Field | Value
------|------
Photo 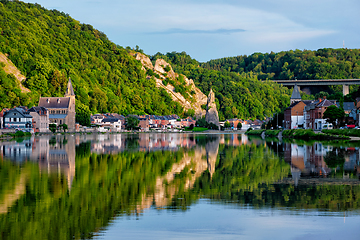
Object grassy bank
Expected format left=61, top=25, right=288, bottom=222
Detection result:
left=246, top=129, right=281, bottom=137
left=245, top=129, right=264, bottom=135
left=246, top=129, right=350, bottom=141
left=322, top=129, right=360, bottom=137
left=282, top=129, right=349, bottom=140
left=184, top=127, right=208, bottom=132
left=0, top=130, right=32, bottom=139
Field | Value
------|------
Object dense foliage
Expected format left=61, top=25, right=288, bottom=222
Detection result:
left=201, top=48, right=360, bottom=102
left=152, top=52, right=291, bottom=120
left=201, top=48, right=360, bottom=81
left=0, top=0, right=182, bottom=115
left=0, top=63, right=36, bottom=109
left=323, top=105, right=345, bottom=128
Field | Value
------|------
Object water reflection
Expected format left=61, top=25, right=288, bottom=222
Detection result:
left=279, top=142, right=360, bottom=185
left=0, top=136, right=76, bottom=189
left=0, top=133, right=359, bottom=239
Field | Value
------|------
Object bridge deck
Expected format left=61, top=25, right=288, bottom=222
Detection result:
left=273, top=79, right=360, bottom=86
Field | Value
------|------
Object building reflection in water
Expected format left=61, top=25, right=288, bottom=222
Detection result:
left=0, top=136, right=75, bottom=189
left=282, top=142, right=360, bottom=185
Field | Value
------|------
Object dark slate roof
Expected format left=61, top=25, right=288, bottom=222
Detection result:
left=29, top=106, right=47, bottom=114
left=316, top=99, right=335, bottom=107
left=286, top=101, right=303, bottom=110
left=302, top=100, right=314, bottom=106
left=4, top=107, right=32, bottom=118
left=291, top=83, right=301, bottom=100
left=336, top=102, right=355, bottom=111
left=102, top=118, right=120, bottom=123
left=38, top=97, right=70, bottom=108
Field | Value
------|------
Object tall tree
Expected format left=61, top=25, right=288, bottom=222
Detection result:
left=323, top=105, right=344, bottom=128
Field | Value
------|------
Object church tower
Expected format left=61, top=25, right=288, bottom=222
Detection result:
left=290, top=83, right=302, bottom=104
left=64, top=78, right=76, bottom=131
left=65, top=78, right=75, bottom=98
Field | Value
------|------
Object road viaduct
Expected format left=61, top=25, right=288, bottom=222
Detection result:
left=273, top=79, right=360, bottom=95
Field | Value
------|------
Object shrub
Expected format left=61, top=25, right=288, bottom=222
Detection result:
left=15, top=131, right=25, bottom=137
left=245, top=129, right=264, bottom=135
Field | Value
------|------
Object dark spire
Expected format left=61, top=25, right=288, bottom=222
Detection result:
left=291, top=83, right=301, bottom=100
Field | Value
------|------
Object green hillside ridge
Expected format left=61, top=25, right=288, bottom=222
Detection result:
left=201, top=49, right=360, bottom=80
left=201, top=49, right=360, bottom=100
left=152, top=52, right=292, bottom=120
left=0, top=0, right=294, bottom=121
left=0, top=0, right=186, bottom=116
left=5, top=1, right=351, bottom=121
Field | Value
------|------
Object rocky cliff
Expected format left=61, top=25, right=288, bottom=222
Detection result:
left=205, top=89, right=220, bottom=127
left=133, top=52, right=215, bottom=118
left=0, top=52, right=30, bottom=93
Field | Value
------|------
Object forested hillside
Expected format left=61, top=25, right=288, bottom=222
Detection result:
left=0, top=0, right=183, bottom=116
left=152, top=52, right=291, bottom=120
left=201, top=49, right=360, bottom=81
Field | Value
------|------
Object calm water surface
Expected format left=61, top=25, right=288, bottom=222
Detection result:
left=0, top=133, right=359, bottom=239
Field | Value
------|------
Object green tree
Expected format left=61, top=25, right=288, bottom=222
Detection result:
left=76, top=103, right=91, bottom=126
left=49, top=123, right=57, bottom=133
left=323, top=105, right=345, bottom=128
left=59, top=124, right=68, bottom=132
left=125, top=115, right=139, bottom=130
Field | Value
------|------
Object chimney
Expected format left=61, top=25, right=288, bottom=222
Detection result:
left=318, top=98, right=322, bottom=103
left=323, top=96, right=327, bottom=99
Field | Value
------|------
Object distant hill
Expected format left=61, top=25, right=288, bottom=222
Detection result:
left=0, top=1, right=299, bottom=120
left=152, top=52, right=292, bottom=120
left=0, top=0, right=196, bottom=116
left=201, top=49, right=360, bottom=81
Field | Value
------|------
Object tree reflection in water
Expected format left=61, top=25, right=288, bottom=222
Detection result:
left=0, top=134, right=360, bottom=239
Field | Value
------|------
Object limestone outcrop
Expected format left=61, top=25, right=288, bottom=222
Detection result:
left=0, top=52, right=30, bottom=93
left=131, top=52, right=210, bottom=118
left=205, top=89, right=220, bottom=127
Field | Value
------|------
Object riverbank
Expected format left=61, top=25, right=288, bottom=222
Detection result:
left=246, top=129, right=351, bottom=141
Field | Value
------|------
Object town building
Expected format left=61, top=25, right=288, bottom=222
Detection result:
left=3, top=107, right=33, bottom=130
left=29, top=106, right=49, bottom=133
left=304, top=98, right=335, bottom=130
left=38, top=78, right=76, bottom=132
left=0, top=108, right=9, bottom=129
left=138, top=117, right=149, bottom=131
left=101, top=118, right=122, bottom=132
left=284, top=101, right=306, bottom=129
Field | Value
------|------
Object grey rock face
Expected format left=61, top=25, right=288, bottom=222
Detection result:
left=205, top=89, right=220, bottom=127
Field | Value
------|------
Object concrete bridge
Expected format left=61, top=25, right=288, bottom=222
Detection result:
left=273, top=79, right=360, bottom=95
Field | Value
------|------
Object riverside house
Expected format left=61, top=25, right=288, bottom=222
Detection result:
left=3, top=107, right=33, bottom=131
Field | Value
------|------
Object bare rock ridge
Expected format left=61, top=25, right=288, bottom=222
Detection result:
left=133, top=52, right=217, bottom=119
left=0, top=52, right=30, bottom=93
left=205, top=89, right=220, bottom=127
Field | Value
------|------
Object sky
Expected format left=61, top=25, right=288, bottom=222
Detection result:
left=27, top=0, right=360, bottom=62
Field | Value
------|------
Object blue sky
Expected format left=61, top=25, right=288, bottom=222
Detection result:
left=28, top=0, right=360, bottom=62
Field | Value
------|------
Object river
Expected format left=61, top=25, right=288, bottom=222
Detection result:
left=0, top=133, right=359, bottom=239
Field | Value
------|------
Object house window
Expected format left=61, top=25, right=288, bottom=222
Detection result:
left=13, top=118, right=17, bottom=122
left=60, top=120, right=62, bottom=124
